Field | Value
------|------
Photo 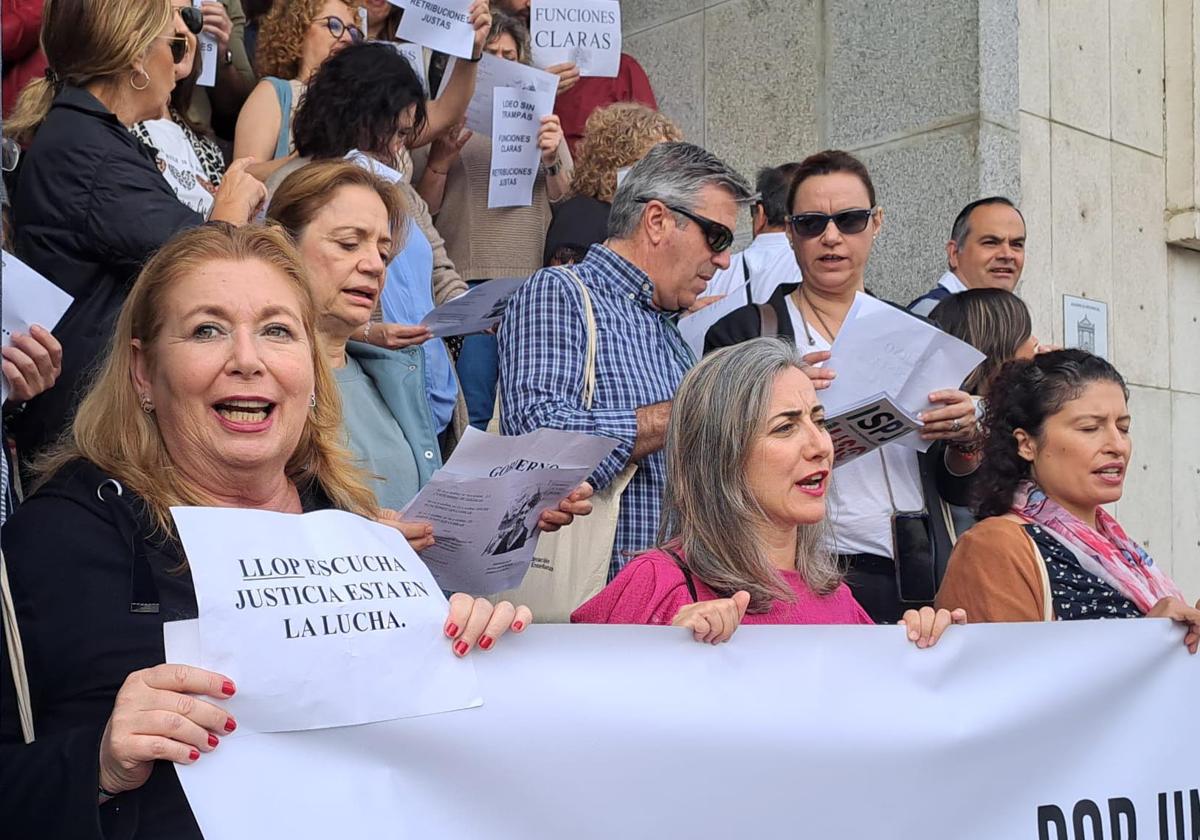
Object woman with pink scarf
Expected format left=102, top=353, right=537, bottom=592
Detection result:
left=936, top=349, right=1200, bottom=651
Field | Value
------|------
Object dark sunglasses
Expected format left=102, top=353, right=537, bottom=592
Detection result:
left=317, top=15, right=365, bottom=44
left=179, top=5, right=203, bottom=34
left=786, top=207, right=877, bottom=238
left=160, top=35, right=189, bottom=63
left=636, top=198, right=734, bottom=253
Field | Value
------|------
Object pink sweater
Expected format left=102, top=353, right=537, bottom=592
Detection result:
left=571, top=549, right=874, bottom=626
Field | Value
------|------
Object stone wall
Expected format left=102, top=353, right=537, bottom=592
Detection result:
left=623, top=0, right=1200, bottom=596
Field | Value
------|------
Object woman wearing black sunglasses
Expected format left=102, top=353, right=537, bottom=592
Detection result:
left=4, top=0, right=267, bottom=472
left=705, top=150, right=981, bottom=625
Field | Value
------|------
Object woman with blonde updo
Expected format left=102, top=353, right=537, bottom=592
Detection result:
left=6, top=0, right=264, bottom=469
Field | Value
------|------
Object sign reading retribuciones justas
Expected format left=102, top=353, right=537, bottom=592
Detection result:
left=530, top=0, right=621, bottom=77
left=488, top=86, right=546, bottom=208
left=191, top=0, right=218, bottom=87
left=171, top=506, right=481, bottom=733
left=396, top=0, right=475, bottom=59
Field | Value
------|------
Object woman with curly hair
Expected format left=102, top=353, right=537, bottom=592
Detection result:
left=543, top=101, right=682, bottom=265
left=234, top=0, right=492, bottom=182
left=935, top=350, right=1200, bottom=650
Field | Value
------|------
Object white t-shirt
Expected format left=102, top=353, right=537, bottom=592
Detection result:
left=784, top=293, right=926, bottom=559
left=139, top=119, right=216, bottom=216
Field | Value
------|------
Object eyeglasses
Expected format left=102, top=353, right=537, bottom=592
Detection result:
left=159, top=35, right=190, bottom=63
left=179, top=5, right=203, bottom=35
left=316, top=15, right=365, bottom=44
left=786, top=207, right=877, bottom=238
left=636, top=198, right=734, bottom=254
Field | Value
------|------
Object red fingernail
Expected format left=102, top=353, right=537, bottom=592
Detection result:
left=454, top=640, right=469, bottom=655
left=221, top=680, right=236, bottom=696
left=224, top=717, right=237, bottom=733
left=478, top=635, right=494, bottom=650
left=189, top=749, right=201, bottom=761
left=445, top=623, right=459, bottom=638
left=208, top=734, right=219, bottom=748
left=512, top=620, right=525, bottom=631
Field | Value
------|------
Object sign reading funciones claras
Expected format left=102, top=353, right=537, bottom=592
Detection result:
left=530, top=0, right=621, bottom=77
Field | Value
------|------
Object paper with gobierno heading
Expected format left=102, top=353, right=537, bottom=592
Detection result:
left=401, top=427, right=618, bottom=595
left=420, top=276, right=525, bottom=337
left=171, top=506, right=480, bottom=733
left=819, top=292, right=985, bottom=452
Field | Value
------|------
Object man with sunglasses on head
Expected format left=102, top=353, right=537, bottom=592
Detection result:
left=499, top=142, right=753, bottom=580
left=908, top=196, right=1027, bottom=317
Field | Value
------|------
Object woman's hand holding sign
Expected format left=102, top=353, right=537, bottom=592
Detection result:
left=99, top=665, right=238, bottom=796
left=444, top=593, right=532, bottom=656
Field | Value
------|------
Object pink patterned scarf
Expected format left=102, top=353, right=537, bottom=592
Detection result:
left=1011, top=481, right=1183, bottom=614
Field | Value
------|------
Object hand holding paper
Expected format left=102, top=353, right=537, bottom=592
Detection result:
left=531, top=0, right=622, bottom=77
left=172, top=506, right=482, bottom=733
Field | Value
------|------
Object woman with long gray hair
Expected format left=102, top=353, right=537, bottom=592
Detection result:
left=572, top=338, right=966, bottom=644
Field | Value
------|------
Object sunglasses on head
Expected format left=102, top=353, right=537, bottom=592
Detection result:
left=317, top=15, right=365, bottom=44
left=179, top=5, right=203, bottom=34
left=160, top=34, right=189, bottom=63
left=636, top=198, right=734, bottom=254
left=786, top=207, right=876, bottom=238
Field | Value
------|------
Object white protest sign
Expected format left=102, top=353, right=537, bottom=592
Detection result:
left=191, top=0, right=218, bottom=87
left=389, top=41, right=429, bottom=94
left=396, top=0, right=475, bottom=59
left=820, top=292, right=984, bottom=451
left=170, top=619, right=1200, bottom=840
left=464, top=53, right=558, bottom=137
left=824, top=393, right=922, bottom=467
left=420, top=276, right=525, bottom=337
left=530, top=0, right=621, bottom=77
left=487, top=86, right=545, bottom=208
left=1, top=250, right=73, bottom=403
left=171, top=506, right=480, bottom=733
left=401, top=427, right=617, bottom=595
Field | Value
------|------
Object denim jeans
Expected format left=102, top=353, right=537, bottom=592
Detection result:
left=456, top=281, right=500, bottom=430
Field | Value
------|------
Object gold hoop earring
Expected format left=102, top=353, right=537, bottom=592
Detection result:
left=130, top=69, right=150, bottom=91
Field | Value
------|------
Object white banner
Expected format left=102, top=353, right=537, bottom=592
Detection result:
left=169, top=619, right=1200, bottom=839
left=463, top=53, right=558, bottom=137
left=530, top=0, right=622, bottom=77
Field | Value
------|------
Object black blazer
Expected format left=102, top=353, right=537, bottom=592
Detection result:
left=1, top=461, right=332, bottom=838
left=704, top=283, right=972, bottom=594
left=9, top=86, right=203, bottom=465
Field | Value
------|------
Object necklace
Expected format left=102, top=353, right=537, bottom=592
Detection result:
left=791, top=286, right=839, bottom=346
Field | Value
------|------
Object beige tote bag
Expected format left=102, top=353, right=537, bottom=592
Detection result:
left=491, top=270, right=636, bottom=622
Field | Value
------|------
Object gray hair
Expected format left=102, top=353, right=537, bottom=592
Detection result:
left=607, top=141, right=753, bottom=240
left=657, top=338, right=842, bottom=613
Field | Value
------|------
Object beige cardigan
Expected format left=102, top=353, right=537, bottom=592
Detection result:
left=418, top=134, right=573, bottom=281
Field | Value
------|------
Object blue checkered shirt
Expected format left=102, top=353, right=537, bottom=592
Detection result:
left=498, top=245, right=695, bottom=578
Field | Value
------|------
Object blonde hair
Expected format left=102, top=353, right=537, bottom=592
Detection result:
left=256, top=0, right=357, bottom=80
left=266, top=160, right=408, bottom=260
left=8, top=0, right=174, bottom=143
left=658, top=338, right=841, bottom=612
left=36, top=224, right=379, bottom=537
left=570, top=103, right=683, bottom=203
